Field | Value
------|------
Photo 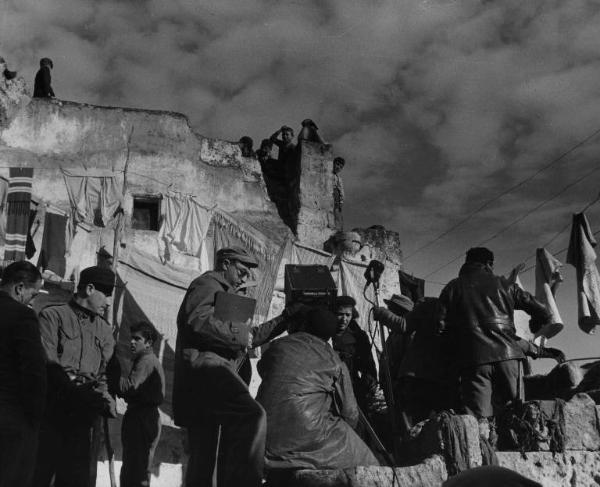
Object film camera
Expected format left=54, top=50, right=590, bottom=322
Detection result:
left=284, top=264, right=337, bottom=311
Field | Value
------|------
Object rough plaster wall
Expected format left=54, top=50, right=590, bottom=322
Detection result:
left=296, top=140, right=336, bottom=247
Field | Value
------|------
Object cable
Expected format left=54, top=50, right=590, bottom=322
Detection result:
left=404, top=125, right=600, bottom=262
left=423, top=165, right=600, bottom=279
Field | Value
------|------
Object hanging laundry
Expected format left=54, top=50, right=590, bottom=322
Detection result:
left=37, top=210, right=68, bottom=277
left=399, top=270, right=425, bottom=303
left=158, top=193, right=211, bottom=261
left=533, top=248, right=564, bottom=339
left=567, top=212, right=600, bottom=334
left=4, top=167, right=33, bottom=262
left=62, top=168, right=122, bottom=227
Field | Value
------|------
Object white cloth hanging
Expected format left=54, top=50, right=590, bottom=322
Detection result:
left=534, top=248, right=564, bottom=339
left=158, top=193, right=211, bottom=262
left=566, top=212, right=600, bottom=334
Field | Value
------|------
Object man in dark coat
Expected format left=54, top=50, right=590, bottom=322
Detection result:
left=173, top=246, right=302, bottom=487
left=257, top=307, right=378, bottom=482
left=0, top=261, right=46, bottom=487
left=437, top=247, right=565, bottom=422
left=33, top=58, right=55, bottom=98
left=33, top=266, right=116, bottom=487
left=332, top=295, right=377, bottom=412
left=375, top=296, right=458, bottom=427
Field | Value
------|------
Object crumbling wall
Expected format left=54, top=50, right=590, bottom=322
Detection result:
left=296, top=140, right=336, bottom=247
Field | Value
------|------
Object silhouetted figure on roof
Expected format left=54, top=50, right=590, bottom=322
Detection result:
left=238, top=136, right=255, bottom=158
left=33, top=58, right=55, bottom=98
left=298, top=119, right=327, bottom=146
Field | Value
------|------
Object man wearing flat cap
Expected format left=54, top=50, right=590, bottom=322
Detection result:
left=437, top=247, right=565, bottom=438
left=174, top=246, right=304, bottom=487
left=33, top=266, right=116, bottom=487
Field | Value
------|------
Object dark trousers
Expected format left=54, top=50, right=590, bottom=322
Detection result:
left=185, top=363, right=266, bottom=487
left=32, top=415, right=101, bottom=487
left=0, top=411, right=38, bottom=487
left=121, top=407, right=161, bottom=487
left=460, top=360, right=522, bottom=418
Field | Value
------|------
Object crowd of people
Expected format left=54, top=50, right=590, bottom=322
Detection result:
left=0, top=56, right=560, bottom=487
left=0, top=241, right=565, bottom=487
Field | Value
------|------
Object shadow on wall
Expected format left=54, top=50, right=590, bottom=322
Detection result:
left=101, top=275, right=187, bottom=473
left=258, top=140, right=301, bottom=235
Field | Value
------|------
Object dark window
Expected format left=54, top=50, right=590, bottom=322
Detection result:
left=132, top=196, right=161, bottom=231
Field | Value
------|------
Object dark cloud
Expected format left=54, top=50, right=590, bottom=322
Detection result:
left=3, top=0, right=600, bottom=282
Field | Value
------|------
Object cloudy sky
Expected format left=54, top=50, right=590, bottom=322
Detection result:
left=2, top=0, right=600, bottom=364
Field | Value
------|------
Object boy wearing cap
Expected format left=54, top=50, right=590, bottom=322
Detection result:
left=33, top=266, right=116, bottom=487
left=118, top=321, right=165, bottom=487
left=174, top=246, right=304, bottom=487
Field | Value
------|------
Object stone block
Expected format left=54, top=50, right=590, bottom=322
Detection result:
left=404, top=414, right=482, bottom=469
left=563, top=393, right=600, bottom=451
left=291, top=456, right=448, bottom=487
left=498, top=451, right=600, bottom=487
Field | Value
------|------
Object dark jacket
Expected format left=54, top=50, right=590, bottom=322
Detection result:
left=118, top=349, right=165, bottom=409
left=437, top=262, right=551, bottom=368
left=0, top=291, right=47, bottom=425
left=173, top=270, right=287, bottom=426
left=333, top=320, right=377, bottom=403
left=399, top=298, right=455, bottom=382
left=39, top=300, right=115, bottom=378
left=33, top=66, right=54, bottom=98
left=257, top=332, right=378, bottom=470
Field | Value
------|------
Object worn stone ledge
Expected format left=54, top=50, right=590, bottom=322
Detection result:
left=289, top=451, right=600, bottom=487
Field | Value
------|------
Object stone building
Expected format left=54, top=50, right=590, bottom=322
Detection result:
left=0, top=61, right=403, bottom=485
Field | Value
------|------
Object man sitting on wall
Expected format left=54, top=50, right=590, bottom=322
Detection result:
left=257, top=307, right=378, bottom=486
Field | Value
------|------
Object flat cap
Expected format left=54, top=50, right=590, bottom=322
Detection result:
left=79, top=266, right=116, bottom=296
left=216, top=246, right=259, bottom=268
left=383, top=294, right=414, bottom=313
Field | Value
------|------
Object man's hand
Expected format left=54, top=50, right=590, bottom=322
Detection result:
left=537, top=347, right=566, bottom=363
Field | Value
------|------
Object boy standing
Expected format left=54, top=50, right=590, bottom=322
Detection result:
left=119, top=322, right=165, bottom=487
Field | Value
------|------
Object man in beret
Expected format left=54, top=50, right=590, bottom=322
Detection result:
left=437, top=247, right=565, bottom=437
left=174, top=246, right=304, bottom=487
left=33, top=266, right=116, bottom=487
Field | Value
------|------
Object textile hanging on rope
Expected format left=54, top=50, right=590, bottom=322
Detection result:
left=37, top=210, right=68, bottom=277
left=157, top=193, right=211, bottom=262
left=533, top=248, right=564, bottom=338
left=209, top=210, right=283, bottom=320
left=4, top=167, right=33, bottom=262
left=62, top=168, right=122, bottom=227
left=566, top=212, right=600, bottom=334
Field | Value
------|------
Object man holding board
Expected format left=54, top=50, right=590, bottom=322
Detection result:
left=173, top=246, right=303, bottom=487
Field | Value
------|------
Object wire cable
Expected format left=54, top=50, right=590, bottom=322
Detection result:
left=423, top=165, right=600, bottom=279
left=404, top=126, right=600, bottom=262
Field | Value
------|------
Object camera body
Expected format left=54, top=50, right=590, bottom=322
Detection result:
left=284, top=264, right=337, bottom=311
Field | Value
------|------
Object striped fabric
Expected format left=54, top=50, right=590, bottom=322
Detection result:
left=4, top=168, right=33, bottom=262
